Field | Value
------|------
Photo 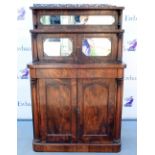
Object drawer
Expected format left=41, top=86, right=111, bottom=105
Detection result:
left=29, top=68, right=123, bottom=78
left=77, top=69, right=117, bottom=78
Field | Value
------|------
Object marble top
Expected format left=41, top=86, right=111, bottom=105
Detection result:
left=31, top=4, right=124, bottom=10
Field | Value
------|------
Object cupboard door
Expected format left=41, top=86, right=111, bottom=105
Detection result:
left=38, top=78, right=77, bottom=143
left=78, top=79, right=116, bottom=143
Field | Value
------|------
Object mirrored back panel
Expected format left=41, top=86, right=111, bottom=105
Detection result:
left=44, top=38, right=73, bottom=56
left=40, top=15, right=115, bottom=25
left=82, top=38, right=111, bottom=56
left=34, top=33, right=119, bottom=63
left=36, top=34, right=76, bottom=62
left=76, top=33, right=118, bottom=63
left=33, top=9, right=120, bottom=29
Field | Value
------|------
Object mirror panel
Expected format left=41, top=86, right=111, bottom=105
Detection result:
left=43, top=38, right=73, bottom=56
left=40, top=15, right=115, bottom=25
left=82, top=38, right=111, bottom=56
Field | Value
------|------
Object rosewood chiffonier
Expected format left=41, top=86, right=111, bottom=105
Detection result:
left=28, top=4, right=126, bottom=152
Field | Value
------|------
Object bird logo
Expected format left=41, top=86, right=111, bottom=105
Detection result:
left=17, top=68, right=29, bottom=79
left=124, top=96, right=134, bottom=107
left=127, top=39, right=137, bottom=51
left=17, top=7, right=26, bottom=20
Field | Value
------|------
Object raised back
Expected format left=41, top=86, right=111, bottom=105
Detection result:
left=30, top=4, right=124, bottom=63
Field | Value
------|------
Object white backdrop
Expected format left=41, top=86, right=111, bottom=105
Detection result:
left=17, top=0, right=137, bottom=119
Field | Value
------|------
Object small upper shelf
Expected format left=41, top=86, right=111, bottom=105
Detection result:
left=30, top=29, right=124, bottom=33
left=30, top=4, right=124, bottom=63
left=31, top=4, right=124, bottom=30
left=30, top=4, right=124, bottom=10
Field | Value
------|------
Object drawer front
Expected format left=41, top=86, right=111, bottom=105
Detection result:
left=30, top=68, right=121, bottom=78
left=77, top=69, right=117, bottom=78
left=36, top=69, right=76, bottom=78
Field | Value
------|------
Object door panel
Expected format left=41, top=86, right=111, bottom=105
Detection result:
left=38, top=79, right=76, bottom=143
left=78, top=79, right=116, bottom=143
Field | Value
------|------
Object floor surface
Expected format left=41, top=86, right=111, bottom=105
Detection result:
left=17, top=120, right=137, bottom=155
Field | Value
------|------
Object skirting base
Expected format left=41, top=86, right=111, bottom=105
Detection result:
left=33, top=140, right=121, bottom=152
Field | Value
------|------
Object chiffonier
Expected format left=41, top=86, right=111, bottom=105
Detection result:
left=28, top=4, right=126, bottom=152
